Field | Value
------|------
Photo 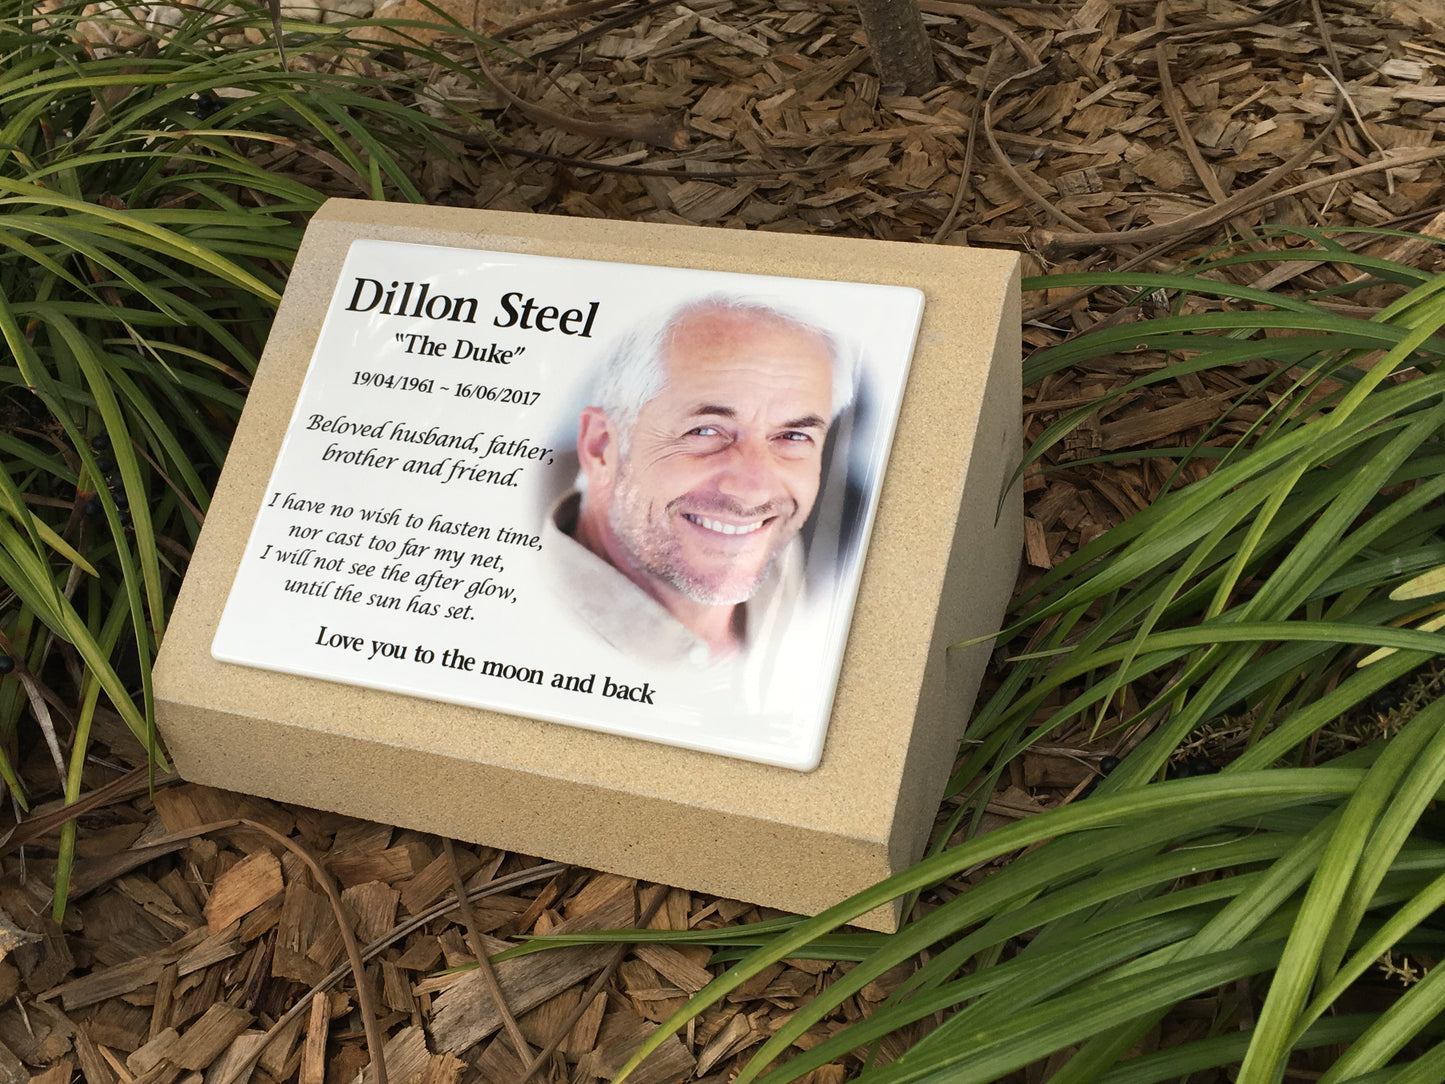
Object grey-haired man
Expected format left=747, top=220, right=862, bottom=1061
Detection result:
left=545, top=296, right=853, bottom=665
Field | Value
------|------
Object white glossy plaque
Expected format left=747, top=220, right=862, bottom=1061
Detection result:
left=212, top=240, right=922, bottom=770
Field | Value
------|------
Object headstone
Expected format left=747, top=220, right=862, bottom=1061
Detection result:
left=154, top=199, right=1022, bottom=931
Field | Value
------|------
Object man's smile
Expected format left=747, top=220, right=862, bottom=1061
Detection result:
left=681, top=512, right=771, bottom=537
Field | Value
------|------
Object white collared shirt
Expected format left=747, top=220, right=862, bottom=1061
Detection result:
left=542, top=491, right=809, bottom=714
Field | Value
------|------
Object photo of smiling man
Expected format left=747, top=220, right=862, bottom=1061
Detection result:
left=543, top=295, right=855, bottom=672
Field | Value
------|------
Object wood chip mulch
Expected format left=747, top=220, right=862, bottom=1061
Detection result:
left=6, top=0, right=1445, bottom=1081
left=2, top=769, right=886, bottom=1084
left=399, top=0, right=1445, bottom=250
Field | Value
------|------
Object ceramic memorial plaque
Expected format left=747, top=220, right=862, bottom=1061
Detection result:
left=212, top=241, right=923, bottom=770
left=156, top=200, right=1022, bottom=931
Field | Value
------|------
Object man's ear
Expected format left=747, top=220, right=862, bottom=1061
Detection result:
left=577, top=407, right=616, bottom=490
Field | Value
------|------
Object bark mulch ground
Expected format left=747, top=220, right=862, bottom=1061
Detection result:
left=4, top=0, right=1445, bottom=1081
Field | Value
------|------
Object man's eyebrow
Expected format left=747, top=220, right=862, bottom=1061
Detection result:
left=780, top=414, right=828, bottom=430
left=688, top=406, right=828, bottom=431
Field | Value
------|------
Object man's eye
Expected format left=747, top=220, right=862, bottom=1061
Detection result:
left=778, top=431, right=813, bottom=443
left=687, top=425, right=721, bottom=437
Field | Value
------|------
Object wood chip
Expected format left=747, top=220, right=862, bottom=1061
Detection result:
left=696, top=1012, right=755, bottom=1076
left=330, top=843, right=429, bottom=888
left=429, top=877, right=632, bottom=1052
left=1101, top=392, right=1236, bottom=450
left=128, top=1027, right=179, bottom=1076
left=52, top=953, right=177, bottom=1012
left=73, top=1025, right=117, bottom=1084
left=339, top=881, right=399, bottom=944
left=205, top=1030, right=270, bottom=1084
left=575, top=1006, right=697, bottom=1084
left=399, top=850, right=480, bottom=916
left=168, top=1004, right=253, bottom=1070
left=257, top=1009, right=309, bottom=1079
left=301, top=992, right=328, bottom=1084
left=696, top=14, right=769, bottom=55
left=29, top=1060, right=72, bottom=1084
left=204, top=852, right=282, bottom=932
left=357, top=1024, right=428, bottom=1084
left=1024, top=516, right=1051, bottom=569
left=0, top=1040, right=26, bottom=1084
left=633, top=944, right=715, bottom=993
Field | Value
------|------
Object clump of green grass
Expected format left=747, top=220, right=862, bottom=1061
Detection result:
left=515, top=231, right=1445, bottom=1082
left=0, top=0, right=497, bottom=910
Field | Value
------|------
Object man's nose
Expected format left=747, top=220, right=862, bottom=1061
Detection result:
left=715, top=438, right=778, bottom=506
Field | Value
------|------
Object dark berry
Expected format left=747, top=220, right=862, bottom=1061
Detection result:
left=90, top=433, right=110, bottom=451
left=1166, top=762, right=1184, bottom=780
left=95, top=455, right=114, bottom=471
left=83, top=495, right=102, bottom=516
left=1098, top=755, right=1120, bottom=775
left=0, top=656, right=13, bottom=675
left=1368, top=686, right=1401, bottom=715
left=1187, top=756, right=1218, bottom=776
left=118, top=508, right=132, bottom=527
left=194, top=92, right=223, bottom=119
left=105, top=474, right=121, bottom=489
left=111, top=489, right=128, bottom=509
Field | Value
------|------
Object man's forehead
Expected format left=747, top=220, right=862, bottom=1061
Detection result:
left=668, top=305, right=827, bottom=349
left=660, top=309, right=832, bottom=384
left=652, top=359, right=833, bottom=419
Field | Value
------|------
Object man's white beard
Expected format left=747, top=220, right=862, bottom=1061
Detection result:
left=607, top=473, right=788, bottom=607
